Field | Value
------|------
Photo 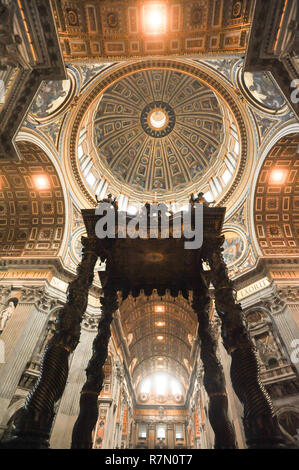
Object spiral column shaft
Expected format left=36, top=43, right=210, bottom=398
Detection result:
left=8, top=237, right=98, bottom=448
left=206, top=238, right=286, bottom=448
left=193, top=285, right=236, bottom=449
left=71, top=285, right=118, bottom=449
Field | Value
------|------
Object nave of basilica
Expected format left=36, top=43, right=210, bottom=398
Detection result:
left=0, top=0, right=299, bottom=450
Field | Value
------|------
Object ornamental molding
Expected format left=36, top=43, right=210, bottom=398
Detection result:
left=20, top=286, right=62, bottom=314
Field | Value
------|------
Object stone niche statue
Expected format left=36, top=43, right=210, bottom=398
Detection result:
left=0, top=297, right=18, bottom=334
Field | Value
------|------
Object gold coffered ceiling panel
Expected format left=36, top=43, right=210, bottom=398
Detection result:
left=51, top=0, right=254, bottom=61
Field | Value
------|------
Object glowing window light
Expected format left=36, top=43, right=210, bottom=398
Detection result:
left=154, top=305, right=165, bottom=313
left=139, top=423, right=147, bottom=438
left=155, top=372, right=167, bottom=394
left=147, top=9, right=163, bottom=28
left=139, top=372, right=183, bottom=400
left=143, top=4, right=166, bottom=34
left=180, top=204, right=190, bottom=212
left=222, top=169, right=232, bottom=185
left=157, top=424, right=166, bottom=438
left=203, top=191, right=213, bottom=203
left=86, top=172, right=96, bottom=187
left=175, top=424, right=184, bottom=439
left=155, top=321, right=165, bottom=327
left=213, top=176, right=222, bottom=193
left=127, top=205, right=138, bottom=216
left=140, top=377, right=151, bottom=394
left=269, top=169, right=287, bottom=184
left=78, top=145, right=84, bottom=159
left=170, top=378, right=182, bottom=395
left=150, top=109, right=167, bottom=129
left=157, top=335, right=164, bottom=341
left=33, top=175, right=50, bottom=190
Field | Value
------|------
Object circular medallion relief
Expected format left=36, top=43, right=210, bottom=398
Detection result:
left=222, top=230, right=246, bottom=267
left=30, top=79, right=72, bottom=119
left=238, top=69, right=286, bottom=113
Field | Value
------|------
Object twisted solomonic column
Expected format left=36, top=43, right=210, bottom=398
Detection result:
left=192, top=281, right=237, bottom=449
left=205, top=237, right=287, bottom=449
left=71, top=284, right=118, bottom=449
left=4, top=237, right=98, bottom=449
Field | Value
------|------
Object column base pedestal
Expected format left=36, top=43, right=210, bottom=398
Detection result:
left=244, top=415, right=298, bottom=449
left=246, top=437, right=297, bottom=449
left=0, top=436, right=50, bottom=449
left=0, top=407, right=53, bottom=449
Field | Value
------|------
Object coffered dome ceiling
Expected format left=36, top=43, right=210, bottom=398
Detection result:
left=75, top=60, right=243, bottom=205
left=93, top=69, right=224, bottom=195
left=119, top=291, right=198, bottom=404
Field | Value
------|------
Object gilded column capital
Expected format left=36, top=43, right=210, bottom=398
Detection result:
left=277, top=286, right=299, bottom=304
left=20, top=286, right=45, bottom=304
